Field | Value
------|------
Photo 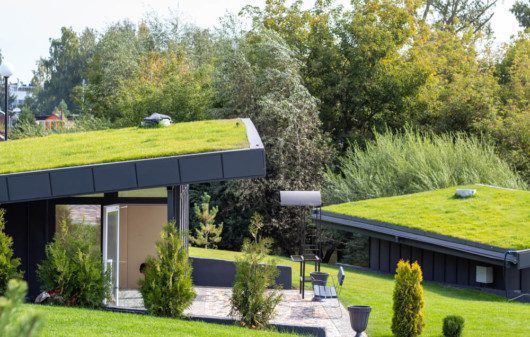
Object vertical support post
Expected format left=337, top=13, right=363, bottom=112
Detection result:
left=167, top=185, right=190, bottom=249
left=4, top=76, right=8, bottom=141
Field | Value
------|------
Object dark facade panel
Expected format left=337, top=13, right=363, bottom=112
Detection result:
left=0, top=177, right=7, bottom=202
left=522, top=269, right=530, bottom=293
left=401, top=245, right=411, bottom=262
left=180, top=154, right=223, bottom=183
left=136, top=158, right=180, bottom=188
left=434, top=252, right=445, bottom=282
left=390, top=242, right=400, bottom=272
left=457, top=258, right=469, bottom=286
left=379, top=240, right=390, bottom=272
left=370, top=238, right=380, bottom=270
left=50, top=168, right=94, bottom=197
left=423, top=251, right=434, bottom=281
left=445, top=255, right=457, bottom=284
left=7, top=173, right=51, bottom=201
left=222, top=150, right=265, bottom=179
left=93, top=163, right=137, bottom=192
left=411, top=247, right=422, bottom=265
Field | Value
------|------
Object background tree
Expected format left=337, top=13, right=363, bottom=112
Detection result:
left=511, top=0, right=530, bottom=28
left=190, top=192, right=223, bottom=249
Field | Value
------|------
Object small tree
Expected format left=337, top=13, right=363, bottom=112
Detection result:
left=190, top=193, right=223, bottom=249
left=139, top=222, right=196, bottom=317
left=392, top=260, right=425, bottom=337
left=0, top=209, right=23, bottom=295
left=37, top=219, right=110, bottom=307
left=0, top=280, right=42, bottom=337
left=230, top=220, right=282, bottom=329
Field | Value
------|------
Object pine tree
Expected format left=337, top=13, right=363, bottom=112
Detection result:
left=0, top=209, right=23, bottom=295
left=190, top=193, right=223, bottom=249
left=392, top=260, right=425, bottom=337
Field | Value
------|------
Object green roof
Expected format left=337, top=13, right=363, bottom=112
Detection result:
left=323, top=185, right=530, bottom=250
left=0, top=119, right=248, bottom=175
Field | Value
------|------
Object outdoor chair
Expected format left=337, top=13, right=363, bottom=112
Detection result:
left=311, top=266, right=345, bottom=318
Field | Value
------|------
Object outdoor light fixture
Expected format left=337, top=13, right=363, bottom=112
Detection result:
left=0, top=62, right=14, bottom=141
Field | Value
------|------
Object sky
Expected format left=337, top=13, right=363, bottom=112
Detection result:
left=0, top=0, right=523, bottom=83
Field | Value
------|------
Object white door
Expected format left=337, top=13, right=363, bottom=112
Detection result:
left=103, top=205, right=120, bottom=306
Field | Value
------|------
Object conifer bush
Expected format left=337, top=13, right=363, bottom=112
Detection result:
left=37, top=219, right=110, bottom=307
left=443, top=315, right=465, bottom=337
left=0, top=209, right=23, bottom=295
left=190, top=193, right=223, bottom=249
left=139, top=222, right=196, bottom=317
left=0, top=279, right=42, bottom=337
left=392, top=260, right=425, bottom=337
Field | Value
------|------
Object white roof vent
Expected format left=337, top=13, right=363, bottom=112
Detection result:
left=455, top=188, right=476, bottom=198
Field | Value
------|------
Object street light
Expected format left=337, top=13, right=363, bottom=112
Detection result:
left=0, top=62, right=14, bottom=141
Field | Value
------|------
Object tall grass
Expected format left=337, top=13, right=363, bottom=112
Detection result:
left=324, top=129, right=526, bottom=204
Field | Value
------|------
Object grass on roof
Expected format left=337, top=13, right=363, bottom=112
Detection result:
left=323, top=185, right=530, bottom=250
left=0, top=119, right=248, bottom=175
left=190, top=247, right=530, bottom=337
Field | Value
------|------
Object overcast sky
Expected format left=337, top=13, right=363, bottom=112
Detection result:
left=0, top=0, right=522, bottom=83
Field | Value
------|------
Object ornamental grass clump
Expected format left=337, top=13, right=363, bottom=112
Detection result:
left=443, top=315, right=465, bottom=337
left=0, top=209, right=23, bottom=295
left=230, top=216, right=282, bottom=329
left=37, top=219, right=110, bottom=308
left=392, top=260, right=425, bottom=337
left=139, top=223, right=196, bottom=318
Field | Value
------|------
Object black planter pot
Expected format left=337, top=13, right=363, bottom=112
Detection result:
left=348, top=305, right=371, bottom=337
left=310, top=271, right=329, bottom=286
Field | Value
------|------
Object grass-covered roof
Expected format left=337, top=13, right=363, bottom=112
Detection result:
left=323, top=185, right=530, bottom=250
left=0, top=119, right=249, bottom=175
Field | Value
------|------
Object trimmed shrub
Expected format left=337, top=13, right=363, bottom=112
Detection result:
left=37, top=219, right=110, bottom=307
left=139, top=222, right=196, bottom=317
left=443, top=315, right=465, bottom=337
left=230, top=237, right=283, bottom=329
left=0, top=209, right=23, bottom=295
left=0, top=279, right=42, bottom=337
left=392, top=260, right=425, bottom=337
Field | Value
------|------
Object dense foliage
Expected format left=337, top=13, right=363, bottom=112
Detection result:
left=0, top=280, right=42, bottom=337
left=139, top=223, right=196, bottom=317
left=443, top=315, right=465, bottom=337
left=37, top=219, right=109, bottom=308
left=392, top=260, right=425, bottom=337
left=0, top=210, right=23, bottom=295
left=230, top=237, right=282, bottom=329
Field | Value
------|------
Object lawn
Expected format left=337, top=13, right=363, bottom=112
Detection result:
left=322, top=185, right=530, bottom=249
left=190, top=247, right=530, bottom=337
left=0, top=119, right=249, bottom=174
left=30, top=304, right=299, bottom=337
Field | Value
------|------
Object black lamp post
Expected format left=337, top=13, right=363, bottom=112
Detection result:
left=0, top=62, right=13, bottom=141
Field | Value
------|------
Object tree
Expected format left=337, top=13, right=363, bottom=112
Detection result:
left=0, top=209, right=23, bottom=295
left=392, top=260, right=425, bottom=337
left=512, top=1, right=530, bottom=28
left=190, top=192, right=223, bottom=249
left=139, top=223, right=196, bottom=317
left=0, top=280, right=42, bottom=337
left=215, top=29, right=332, bottom=253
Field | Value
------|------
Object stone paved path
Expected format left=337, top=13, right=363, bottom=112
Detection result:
left=119, top=287, right=353, bottom=337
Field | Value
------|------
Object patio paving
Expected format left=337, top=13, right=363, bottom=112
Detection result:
left=118, top=287, right=354, bottom=337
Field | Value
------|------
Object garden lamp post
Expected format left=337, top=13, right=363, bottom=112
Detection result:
left=0, top=62, right=14, bottom=141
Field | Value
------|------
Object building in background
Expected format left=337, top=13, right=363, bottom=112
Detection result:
left=8, top=81, right=33, bottom=108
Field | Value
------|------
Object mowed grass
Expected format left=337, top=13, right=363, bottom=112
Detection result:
left=29, top=304, right=300, bottom=337
left=190, top=247, right=530, bottom=337
left=0, top=119, right=248, bottom=174
left=323, top=185, right=530, bottom=250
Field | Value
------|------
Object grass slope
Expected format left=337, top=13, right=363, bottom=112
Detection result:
left=31, top=305, right=299, bottom=337
left=0, top=119, right=248, bottom=174
left=190, top=247, right=530, bottom=337
left=323, top=185, right=530, bottom=249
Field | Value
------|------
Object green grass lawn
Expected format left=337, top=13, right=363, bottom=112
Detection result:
left=190, top=247, right=530, bottom=337
left=0, top=119, right=248, bottom=174
left=30, top=304, right=299, bottom=337
left=323, top=185, right=530, bottom=249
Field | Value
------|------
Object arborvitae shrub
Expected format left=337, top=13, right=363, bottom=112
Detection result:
left=139, top=222, right=196, bottom=317
left=392, top=260, right=425, bottom=337
left=0, top=279, right=42, bottom=337
left=0, top=209, right=23, bottom=295
left=230, top=237, right=282, bottom=329
left=37, top=219, right=110, bottom=307
left=443, top=315, right=465, bottom=337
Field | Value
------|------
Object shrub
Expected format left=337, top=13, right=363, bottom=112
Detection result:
left=443, top=315, right=465, bottom=337
left=392, top=260, right=425, bottom=337
left=190, top=193, right=223, bottom=249
left=0, top=209, right=23, bottom=295
left=0, top=279, right=42, bottom=337
left=139, top=222, right=196, bottom=317
left=230, top=237, right=282, bottom=329
left=37, top=219, right=110, bottom=307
